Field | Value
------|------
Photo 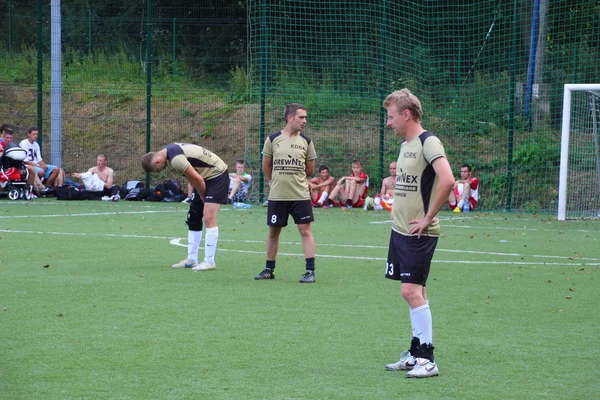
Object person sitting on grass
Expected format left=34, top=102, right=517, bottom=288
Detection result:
left=327, top=160, right=369, bottom=208
left=448, top=163, right=479, bottom=212
left=71, top=153, right=121, bottom=201
left=228, top=159, right=252, bottom=203
left=309, top=164, right=335, bottom=207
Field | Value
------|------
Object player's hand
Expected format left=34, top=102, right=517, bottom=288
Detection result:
left=408, top=216, right=434, bottom=239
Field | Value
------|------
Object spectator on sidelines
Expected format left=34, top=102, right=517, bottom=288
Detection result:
left=448, top=164, right=479, bottom=212
left=310, top=164, right=335, bottom=207
left=142, top=143, right=229, bottom=272
left=228, top=159, right=252, bottom=203
left=0, top=125, right=37, bottom=191
left=71, top=153, right=121, bottom=201
left=373, top=161, right=396, bottom=211
left=19, top=127, right=64, bottom=188
left=327, top=160, right=369, bottom=208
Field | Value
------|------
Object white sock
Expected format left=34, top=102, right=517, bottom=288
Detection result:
left=204, top=227, right=219, bottom=264
left=318, top=191, right=328, bottom=204
left=409, top=304, right=433, bottom=345
left=188, top=230, right=202, bottom=262
left=457, top=200, right=464, bottom=209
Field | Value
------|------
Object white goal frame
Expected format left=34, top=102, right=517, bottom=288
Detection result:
left=558, top=83, right=600, bottom=221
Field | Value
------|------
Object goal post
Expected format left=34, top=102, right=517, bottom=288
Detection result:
left=558, top=84, right=600, bottom=220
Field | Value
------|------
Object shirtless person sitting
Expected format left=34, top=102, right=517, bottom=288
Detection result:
left=374, top=161, right=396, bottom=211
left=71, top=153, right=121, bottom=201
left=310, top=165, right=335, bottom=207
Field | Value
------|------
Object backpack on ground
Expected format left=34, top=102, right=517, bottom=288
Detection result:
left=120, top=180, right=145, bottom=198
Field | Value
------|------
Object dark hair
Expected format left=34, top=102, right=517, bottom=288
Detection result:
left=28, top=127, right=39, bottom=134
left=318, top=165, right=329, bottom=173
left=235, top=159, right=246, bottom=166
left=0, top=124, right=14, bottom=133
left=284, top=103, right=307, bottom=121
left=461, top=164, right=472, bottom=172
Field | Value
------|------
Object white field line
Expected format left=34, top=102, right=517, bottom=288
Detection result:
left=0, top=210, right=185, bottom=218
left=2, top=228, right=598, bottom=265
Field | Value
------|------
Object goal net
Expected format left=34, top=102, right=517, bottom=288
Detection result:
left=558, top=84, right=600, bottom=220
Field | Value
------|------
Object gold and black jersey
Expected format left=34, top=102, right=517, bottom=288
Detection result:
left=262, top=132, right=317, bottom=201
left=392, top=131, right=446, bottom=237
left=166, top=143, right=228, bottom=180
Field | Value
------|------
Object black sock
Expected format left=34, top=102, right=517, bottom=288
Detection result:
left=266, top=260, right=276, bottom=270
left=305, top=257, right=315, bottom=271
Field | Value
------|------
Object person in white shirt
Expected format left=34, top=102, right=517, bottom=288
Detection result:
left=228, top=160, right=252, bottom=203
left=19, top=127, right=64, bottom=187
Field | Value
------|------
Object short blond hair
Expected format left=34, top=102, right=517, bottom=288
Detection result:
left=383, top=89, right=423, bottom=122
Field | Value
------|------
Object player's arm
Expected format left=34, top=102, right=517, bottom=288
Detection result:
left=380, top=180, right=388, bottom=195
left=320, top=176, right=334, bottom=188
left=262, top=154, right=273, bottom=181
left=104, top=169, right=114, bottom=189
left=409, top=157, right=454, bottom=237
left=305, top=159, right=315, bottom=178
left=184, top=166, right=206, bottom=201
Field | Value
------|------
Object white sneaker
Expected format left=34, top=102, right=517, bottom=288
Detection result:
left=192, top=261, right=216, bottom=271
left=182, top=197, right=192, bottom=203
left=111, top=194, right=120, bottom=202
left=172, top=259, right=198, bottom=269
left=102, top=196, right=112, bottom=201
left=385, top=350, right=417, bottom=371
left=405, top=358, right=439, bottom=378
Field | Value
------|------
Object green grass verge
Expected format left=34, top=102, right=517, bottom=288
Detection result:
left=0, top=200, right=598, bottom=399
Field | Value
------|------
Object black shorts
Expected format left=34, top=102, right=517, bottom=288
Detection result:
left=186, top=171, right=229, bottom=231
left=204, top=171, right=229, bottom=204
left=267, top=200, right=314, bottom=227
left=385, top=230, right=438, bottom=286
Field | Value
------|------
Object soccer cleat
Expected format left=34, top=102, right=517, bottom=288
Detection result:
left=192, top=261, right=216, bottom=271
left=453, top=206, right=461, bottom=213
left=172, top=259, right=198, bottom=269
left=111, top=194, right=120, bottom=202
left=385, top=337, right=420, bottom=371
left=182, top=197, right=192, bottom=203
left=254, top=268, right=275, bottom=280
left=313, top=202, right=322, bottom=208
left=405, top=357, right=439, bottom=378
left=299, top=270, right=315, bottom=283
left=102, top=196, right=112, bottom=201
left=385, top=350, right=417, bottom=371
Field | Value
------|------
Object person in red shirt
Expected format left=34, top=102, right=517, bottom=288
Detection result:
left=328, top=160, right=369, bottom=208
left=448, top=164, right=479, bottom=212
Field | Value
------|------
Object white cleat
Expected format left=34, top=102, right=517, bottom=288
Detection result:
left=385, top=350, right=417, bottom=371
left=192, top=261, right=216, bottom=271
left=172, top=259, right=198, bottom=269
left=405, top=358, right=439, bottom=378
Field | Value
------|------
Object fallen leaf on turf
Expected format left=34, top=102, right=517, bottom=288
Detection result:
left=565, top=296, right=572, bottom=299
left=43, top=264, right=49, bottom=268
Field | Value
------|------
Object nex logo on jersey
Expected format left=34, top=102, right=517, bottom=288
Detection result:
left=396, top=168, right=418, bottom=184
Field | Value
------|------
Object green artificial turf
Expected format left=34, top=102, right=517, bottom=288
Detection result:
left=1, top=199, right=598, bottom=399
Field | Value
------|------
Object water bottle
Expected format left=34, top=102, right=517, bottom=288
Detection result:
left=233, top=202, right=253, bottom=209
left=463, top=201, right=470, bottom=212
